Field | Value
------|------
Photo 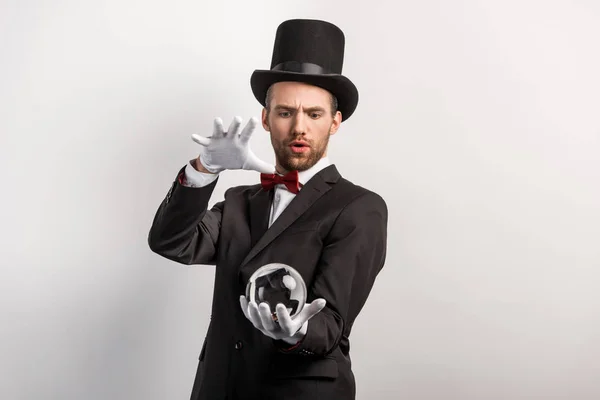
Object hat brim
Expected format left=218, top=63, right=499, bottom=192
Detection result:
left=250, top=70, right=359, bottom=121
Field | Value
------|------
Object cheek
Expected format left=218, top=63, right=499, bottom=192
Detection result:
left=315, top=126, right=332, bottom=144
left=271, top=118, right=290, bottom=131
left=269, top=121, right=290, bottom=139
left=269, top=129, right=283, bottom=142
left=268, top=132, right=285, bottom=149
left=311, top=119, right=331, bottom=133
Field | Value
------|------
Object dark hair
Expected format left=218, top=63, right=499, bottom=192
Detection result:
left=265, top=84, right=338, bottom=117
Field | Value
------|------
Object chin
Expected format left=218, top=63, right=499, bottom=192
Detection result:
left=277, top=147, right=322, bottom=171
left=287, top=158, right=317, bottom=172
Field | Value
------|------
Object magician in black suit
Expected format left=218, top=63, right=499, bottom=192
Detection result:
left=148, top=19, right=388, bottom=400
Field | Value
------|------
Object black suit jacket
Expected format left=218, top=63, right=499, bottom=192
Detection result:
left=148, top=164, right=388, bottom=400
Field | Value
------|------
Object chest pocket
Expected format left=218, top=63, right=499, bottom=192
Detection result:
left=280, top=221, right=320, bottom=236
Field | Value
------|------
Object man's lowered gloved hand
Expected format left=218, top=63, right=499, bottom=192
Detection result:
left=191, top=116, right=275, bottom=174
left=239, top=295, right=327, bottom=345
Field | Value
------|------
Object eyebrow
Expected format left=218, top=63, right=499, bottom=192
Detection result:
left=273, top=105, right=327, bottom=113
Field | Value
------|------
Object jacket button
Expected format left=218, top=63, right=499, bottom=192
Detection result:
left=234, top=341, right=243, bottom=350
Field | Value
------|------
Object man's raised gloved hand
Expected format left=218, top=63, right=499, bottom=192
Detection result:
left=191, top=116, right=275, bottom=174
left=239, top=296, right=327, bottom=345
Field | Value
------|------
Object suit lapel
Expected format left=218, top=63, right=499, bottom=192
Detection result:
left=247, top=187, right=272, bottom=248
left=240, top=165, right=340, bottom=269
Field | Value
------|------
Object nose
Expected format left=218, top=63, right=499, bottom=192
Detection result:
left=291, top=111, right=307, bottom=136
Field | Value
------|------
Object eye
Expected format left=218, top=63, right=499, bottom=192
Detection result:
left=278, top=111, right=291, bottom=118
left=310, top=112, right=322, bottom=119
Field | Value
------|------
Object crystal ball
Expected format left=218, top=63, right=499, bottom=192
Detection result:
left=245, top=263, right=307, bottom=322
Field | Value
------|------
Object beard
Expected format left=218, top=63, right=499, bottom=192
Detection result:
left=272, top=133, right=330, bottom=172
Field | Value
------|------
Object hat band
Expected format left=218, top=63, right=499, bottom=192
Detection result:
left=271, top=61, right=330, bottom=75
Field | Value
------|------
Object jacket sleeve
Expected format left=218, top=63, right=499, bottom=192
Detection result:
left=148, top=166, right=225, bottom=266
left=277, top=190, right=388, bottom=356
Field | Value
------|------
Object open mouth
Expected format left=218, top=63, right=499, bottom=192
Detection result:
left=289, top=142, right=310, bottom=153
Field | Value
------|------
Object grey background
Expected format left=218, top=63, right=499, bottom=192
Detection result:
left=1, top=0, right=599, bottom=399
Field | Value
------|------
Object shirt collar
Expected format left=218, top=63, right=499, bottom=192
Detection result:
left=297, top=157, right=331, bottom=186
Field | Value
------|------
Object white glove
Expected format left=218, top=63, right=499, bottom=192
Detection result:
left=191, top=116, right=275, bottom=174
left=239, top=295, right=326, bottom=345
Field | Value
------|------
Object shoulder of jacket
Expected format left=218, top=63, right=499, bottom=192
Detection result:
left=335, top=177, right=386, bottom=207
left=224, top=183, right=262, bottom=198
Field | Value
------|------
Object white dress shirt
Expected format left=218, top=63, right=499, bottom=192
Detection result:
left=183, top=157, right=332, bottom=227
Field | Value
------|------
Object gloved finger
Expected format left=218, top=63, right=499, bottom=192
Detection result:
left=226, top=116, right=243, bottom=137
left=274, top=303, right=297, bottom=334
left=247, top=301, right=265, bottom=330
left=213, top=117, right=225, bottom=138
left=243, top=152, right=276, bottom=174
left=191, top=134, right=211, bottom=146
left=239, top=117, right=258, bottom=143
left=295, top=298, right=327, bottom=323
left=258, top=302, right=277, bottom=332
left=239, top=295, right=251, bottom=320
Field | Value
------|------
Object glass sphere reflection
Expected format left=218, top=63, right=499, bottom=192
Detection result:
left=245, top=263, right=307, bottom=321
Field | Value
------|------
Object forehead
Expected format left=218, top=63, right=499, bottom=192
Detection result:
left=269, top=81, right=331, bottom=107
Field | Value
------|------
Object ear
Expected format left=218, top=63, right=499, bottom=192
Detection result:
left=261, top=108, right=269, bottom=131
left=329, top=111, right=342, bottom=135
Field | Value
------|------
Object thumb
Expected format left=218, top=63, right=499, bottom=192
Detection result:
left=296, top=298, right=326, bottom=322
left=310, top=298, right=327, bottom=312
left=239, top=295, right=250, bottom=320
left=244, top=152, right=275, bottom=174
left=191, top=134, right=211, bottom=146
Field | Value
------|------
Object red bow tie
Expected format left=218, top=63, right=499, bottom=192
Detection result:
left=260, top=170, right=300, bottom=194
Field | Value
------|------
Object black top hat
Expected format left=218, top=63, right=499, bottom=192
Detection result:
left=250, top=19, right=359, bottom=121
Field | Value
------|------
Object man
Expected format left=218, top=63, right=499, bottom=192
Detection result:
left=148, top=19, right=388, bottom=400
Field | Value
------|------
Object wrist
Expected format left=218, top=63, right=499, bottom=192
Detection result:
left=281, top=335, right=300, bottom=345
left=192, top=157, right=216, bottom=174
left=281, top=321, right=308, bottom=345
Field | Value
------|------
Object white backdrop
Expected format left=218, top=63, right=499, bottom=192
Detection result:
left=1, top=1, right=599, bottom=399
